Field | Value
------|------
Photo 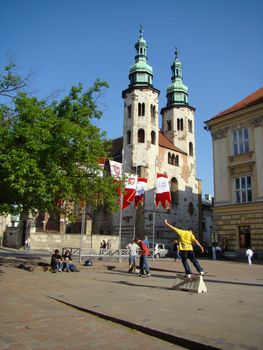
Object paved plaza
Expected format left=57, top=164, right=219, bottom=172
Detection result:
left=0, top=249, right=262, bottom=350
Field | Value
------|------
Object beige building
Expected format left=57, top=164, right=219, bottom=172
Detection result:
left=205, top=87, right=263, bottom=258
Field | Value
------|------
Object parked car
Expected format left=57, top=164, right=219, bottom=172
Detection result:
left=149, top=243, right=170, bottom=258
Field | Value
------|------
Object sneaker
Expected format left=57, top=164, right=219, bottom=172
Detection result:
left=146, top=273, right=151, bottom=277
left=135, top=269, right=140, bottom=273
left=186, top=274, right=192, bottom=279
left=58, top=269, right=62, bottom=272
left=200, top=271, right=204, bottom=276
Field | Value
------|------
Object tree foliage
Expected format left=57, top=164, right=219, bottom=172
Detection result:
left=0, top=73, right=120, bottom=215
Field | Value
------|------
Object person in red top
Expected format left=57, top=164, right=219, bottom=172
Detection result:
left=137, top=239, right=151, bottom=277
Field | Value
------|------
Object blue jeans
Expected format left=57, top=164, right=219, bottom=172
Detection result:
left=180, top=250, right=203, bottom=275
left=139, top=255, right=150, bottom=275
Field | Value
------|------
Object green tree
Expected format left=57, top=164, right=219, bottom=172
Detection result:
left=0, top=80, right=120, bottom=216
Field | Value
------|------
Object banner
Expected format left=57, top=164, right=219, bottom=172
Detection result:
left=155, top=173, right=171, bottom=209
left=135, top=177, right=147, bottom=208
left=122, top=175, right=138, bottom=209
left=109, top=160, right=122, bottom=179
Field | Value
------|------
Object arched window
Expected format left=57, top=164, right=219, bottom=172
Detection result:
left=168, top=152, right=172, bottom=164
left=151, top=130, right=156, bottom=145
left=189, top=142, right=193, bottom=156
left=127, top=130, right=131, bottom=145
left=138, top=103, right=142, bottom=116
left=170, top=177, right=178, bottom=205
left=175, top=155, right=179, bottom=166
left=171, top=154, right=175, bottom=165
left=167, top=120, right=172, bottom=131
left=138, top=103, right=145, bottom=116
left=151, top=104, right=156, bottom=121
left=138, top=129, right=145, bottom=143
left=177, top=118, right=183, bottom=131
left=188, top=119, right=192, bottom=133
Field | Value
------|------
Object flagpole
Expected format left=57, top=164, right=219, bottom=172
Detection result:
left=118, top=149, right=125, bottom=261
left=152, top=160, right=157, bottom=263
left=133, top=166, right=138, bottom=239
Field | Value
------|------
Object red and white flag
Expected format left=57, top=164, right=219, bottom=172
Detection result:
left=109, top=160, right=122, bottom=179
left=155, top=173, right=171, bottom=209
left=135, top=177, right=147, bottom=208
left=122, top=175, right=138, bottom=209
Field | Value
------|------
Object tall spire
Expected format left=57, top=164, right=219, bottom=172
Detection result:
left=128, top=26, right=153, bottom=87
left=166, top=48, right=188, bottom=106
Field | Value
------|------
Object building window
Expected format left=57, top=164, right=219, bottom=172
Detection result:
left=175, top=155, right=179, bottom=166
left=138, top=103, right=145, bottom=116
left=168, top=152, right=171, bottom=164
left=151, top=130, right=156, bottom=145
left=150, top=104, right=156, bottom=122
left=170, top=177, right=178, bottom=205
left=239, top=226, right=251, bottom=248
left=167, top=120, right=172, bottom=131
left=177, top=118, right=183, bottom=131
left=128, top=105, right=131, bottom=118
left=188, top=119, right=193, bottom=133
left=232, top=128, right=249, bottom=155
left=138, top=128, right=145, bottom=143
left=189, top=142, right=193, bottom=156
left=235, top=176, right=252, bottom=203
left=127, top=130, right=131, bottom=145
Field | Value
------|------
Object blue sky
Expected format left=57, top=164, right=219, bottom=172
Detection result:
left=1, top=0, right=263, bottom=196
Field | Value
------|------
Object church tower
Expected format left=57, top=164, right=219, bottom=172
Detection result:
left=122, top=27, right=160, bottom=184
left=161, top=49, right=196, bottom=178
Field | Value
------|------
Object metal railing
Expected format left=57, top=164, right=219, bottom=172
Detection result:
left=63, top=248, right=129, bottom=261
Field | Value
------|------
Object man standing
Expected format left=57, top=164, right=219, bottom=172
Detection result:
left=137, top=239, right=151, bottom=277
left=126, top=239, right=140, bottom=273
left=164, top=219, right=204, bottom=278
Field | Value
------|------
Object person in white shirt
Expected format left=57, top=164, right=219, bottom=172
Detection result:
left=246, top=248, right=254, bottom=266
left=126, top=239, right=140, bottom=273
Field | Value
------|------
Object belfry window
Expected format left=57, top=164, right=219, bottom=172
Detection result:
left=138, top=103, right=145, bottom=116
left=167, top=120, right=172, bottom=131
left=150, top=104, right=156, bottom=121
left=127, top=130, right=131, bottom=145
left=189, top=142, right=193, bottom=156
left=151, top=130, right=156, bottom=145
left=188, top=119, right=192, bottom=133
left=138, top=128, right=145, bottom=143
left=177, top=118, right=183, bottom=131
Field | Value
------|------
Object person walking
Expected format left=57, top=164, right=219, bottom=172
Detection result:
left=126, top=239, right=140, bottom=273
left=246, top=247, right=254, bottom=266
left=164, top=219, right=204, bottom=278
left=137, top=239, right=151, bottom=277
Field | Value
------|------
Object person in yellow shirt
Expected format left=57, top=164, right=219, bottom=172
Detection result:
left=164, top=219, right=205, bottom=278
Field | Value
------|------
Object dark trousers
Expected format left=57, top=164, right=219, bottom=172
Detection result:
left=180, top=250, right=203, bottom=275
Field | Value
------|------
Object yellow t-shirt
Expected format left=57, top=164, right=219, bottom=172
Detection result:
left=172, top=227, right=196, bottom=251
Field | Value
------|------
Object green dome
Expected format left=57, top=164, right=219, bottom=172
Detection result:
left=130, top=60, right=153, bottom=74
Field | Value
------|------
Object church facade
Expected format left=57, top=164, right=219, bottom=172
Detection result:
left=93, top=29, right=202, bottom=246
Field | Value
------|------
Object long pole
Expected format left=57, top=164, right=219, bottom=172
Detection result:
left=133, top=166, right=138, bottom=239
left=152, top=159, right=157, bottom=263
left=118, top=149, right=125, bottom=261
left=79, top=205, right=86, bottom=263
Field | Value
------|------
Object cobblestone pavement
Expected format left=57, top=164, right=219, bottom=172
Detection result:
left=1, top=250, right=263, bottom=350
left=0, top=254, right=184, bottom=350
